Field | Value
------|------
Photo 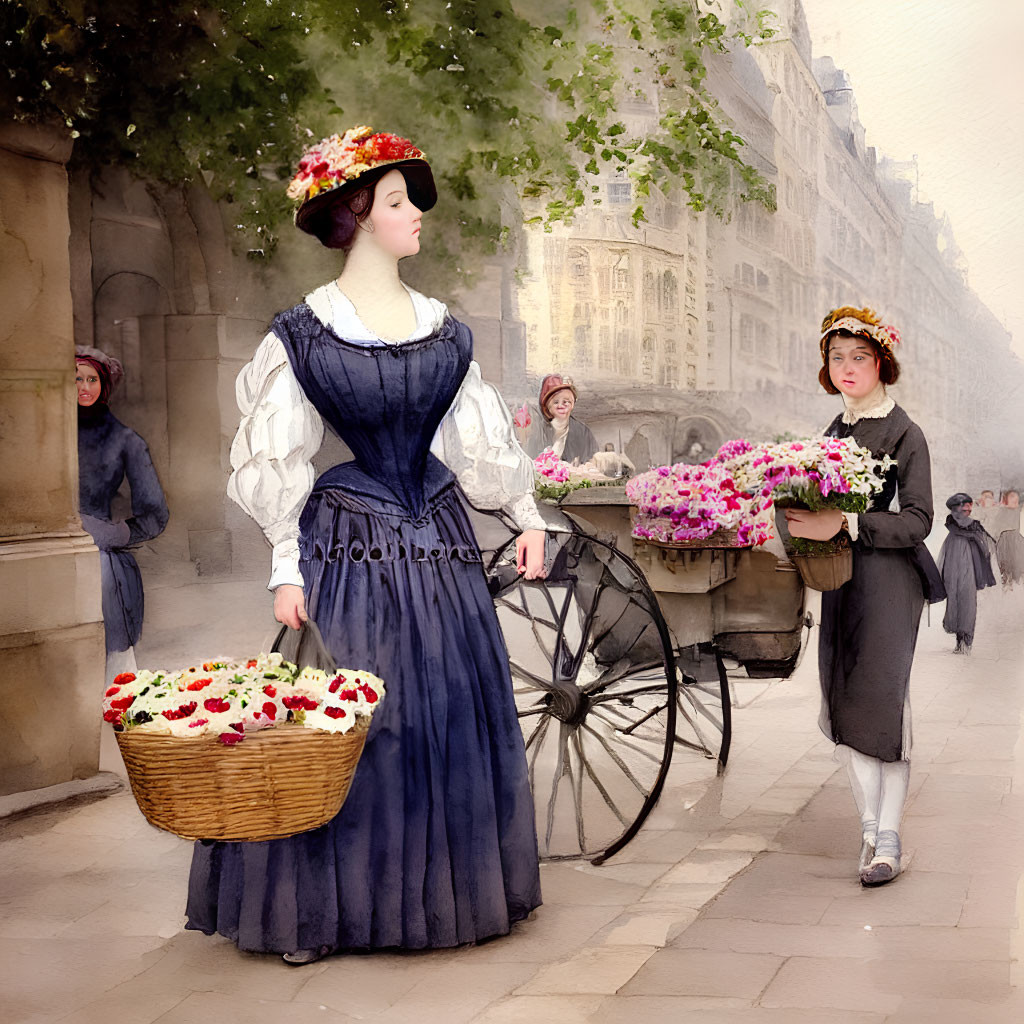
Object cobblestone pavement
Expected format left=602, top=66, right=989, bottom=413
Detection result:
left=2, top=579, right=1023, bottom=1023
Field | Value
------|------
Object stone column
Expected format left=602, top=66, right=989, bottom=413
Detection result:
left=0, top=122, right=105, bottom=796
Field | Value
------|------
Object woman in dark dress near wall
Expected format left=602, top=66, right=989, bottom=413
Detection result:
left=785, top=307, right=940, bottom=887
left=75, top=347, right=168, bottom=678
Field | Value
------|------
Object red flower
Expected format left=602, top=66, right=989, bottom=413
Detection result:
left=105, top=685, right=121, bottom=697
left=161, top=700, right=198, bottom=721
left=247, top=659, right=258, bottom=668
left=337, top=688, right=359, bottom=702
left=188, top=718, right=209, bottom=728
left=263, top=684, right=277, bottom=697
left=324, top=707, right=347, bottom=720
left=113, top=672, right=136, bottom=686
left=328, top=674, right=347, bottom=693
left=186, top=677, right=213, bottom=691
left=262, top=702, right=277, bottom=720
left=357, top=683, right=379, bottom=704
left=218, top=732, right=244, bottom=745
left=229, top=722, right=244, bottom=733
left=204, top=697, right=231, bottom=713
left=283, top=695, right=319, bottom=711
left=103, top=709, right=122, bottom=723
left=110, top=696, right=135, bottom=711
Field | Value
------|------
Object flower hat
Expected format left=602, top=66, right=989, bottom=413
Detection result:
left=819, top=306, right=901, bottom=355
left=288, top=126, right=437, bottom=232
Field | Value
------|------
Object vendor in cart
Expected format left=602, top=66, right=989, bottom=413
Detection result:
left=530, top=373, right=599, bottom=466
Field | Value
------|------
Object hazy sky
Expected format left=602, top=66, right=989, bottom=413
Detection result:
left=798, top=0, right=1024, bottom=355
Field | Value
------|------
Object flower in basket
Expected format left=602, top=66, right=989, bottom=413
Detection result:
left=626, top=457, right=774, bottom=547
left=102, top=655, right=386, bottom=744
left=746, top=437, right=895, bottom=556
left=512, top=402, right=532, bottom=429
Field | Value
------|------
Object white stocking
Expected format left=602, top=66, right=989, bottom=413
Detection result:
left=841, top=745, right=881, bottom=838
left=878, top=758, right=910, bottom=834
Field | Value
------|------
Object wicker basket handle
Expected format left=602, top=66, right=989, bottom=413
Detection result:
left=271, top=617, right=337, bottom=674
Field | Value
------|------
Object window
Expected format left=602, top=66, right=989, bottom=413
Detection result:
left=608, top=181, right=631, bottom=204
left=612, top=252, right=631, bottom=292
left=740, top=315, right=754, bottom=353
left=663, top=271, right=679, bottom=317
left=568, top=246, right=590, bottom=278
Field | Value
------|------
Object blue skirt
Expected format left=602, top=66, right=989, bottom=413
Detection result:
left=185, top=484, right=541, bottom=952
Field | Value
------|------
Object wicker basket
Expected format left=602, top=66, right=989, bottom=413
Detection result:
left=634, top=526, right=747, bottom=550
left=791, top=548, right=853, bottom=592
left=117, top=721, right=369, bottom=842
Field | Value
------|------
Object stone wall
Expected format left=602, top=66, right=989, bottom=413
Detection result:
left=0, top=122, right=105, bottom=796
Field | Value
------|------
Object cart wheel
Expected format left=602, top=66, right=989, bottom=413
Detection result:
left=674, top=644, right=733, bottom=774
left=488, top=528, right=679, bottom=864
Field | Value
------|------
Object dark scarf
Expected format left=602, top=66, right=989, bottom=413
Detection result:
left=945, top=513, right=996, bottom=588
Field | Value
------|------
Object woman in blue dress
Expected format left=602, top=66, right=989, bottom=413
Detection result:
left=76, top=346, right=168, bottom=678
left=186, top=127, right=545, bottom=962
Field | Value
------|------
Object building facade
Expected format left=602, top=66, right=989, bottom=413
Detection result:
left=516, top=0, right=1023, bottom=499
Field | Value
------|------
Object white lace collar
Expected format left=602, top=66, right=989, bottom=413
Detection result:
left=841, top=382, right=894, bottom=425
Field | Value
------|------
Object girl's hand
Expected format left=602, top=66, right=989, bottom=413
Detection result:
left=273, top=584, right=308, bottom=630
left=515, top=529, right=547, bottom=580
left=784, top=508, right=845, bottom=541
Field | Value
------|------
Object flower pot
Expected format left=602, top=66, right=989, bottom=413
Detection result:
left=791, top=548, right=853, bottom=592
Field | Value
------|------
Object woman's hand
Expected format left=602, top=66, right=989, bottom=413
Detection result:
left=273, top=584, right=308, bottom=630
left=784, top=508, right=845, bottom=541
left=515, top=529, right=547, bottom=580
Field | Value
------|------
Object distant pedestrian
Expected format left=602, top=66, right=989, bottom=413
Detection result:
left=992, top=490, right=1024, bottom=590
left=938, top=493, right=996, bottom=653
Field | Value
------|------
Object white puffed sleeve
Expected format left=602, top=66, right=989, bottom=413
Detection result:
left=430, top=361, right=547, bottom=532
left=227, top=332, right=324, bottom=590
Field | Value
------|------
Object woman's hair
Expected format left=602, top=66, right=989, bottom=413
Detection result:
left=305, top=179, right=378, bottom=251
left=818, top=328, right=901, bottom=395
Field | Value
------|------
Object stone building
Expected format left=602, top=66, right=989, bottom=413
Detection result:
left=517, top=0, right=1024, bottom=498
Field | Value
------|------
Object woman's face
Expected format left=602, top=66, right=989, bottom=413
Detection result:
left=1004, top=491, right=1019, bottom=508
left=361, top=168, right=422, bottom=259
left=547, top=389, right=575, bottom=420
left=827, top=334, right=880, bottom=400
left=75, top=362, right=102, bottom=407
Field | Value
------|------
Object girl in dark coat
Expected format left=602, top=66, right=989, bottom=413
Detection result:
left=938, top=493, right=996, bottom=653
left=785, top=307, right=938, bottom=888
left=76, top=347, right=169, bottom=674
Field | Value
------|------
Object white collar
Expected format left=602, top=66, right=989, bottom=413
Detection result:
left=841, top=382, right=894, bottom=424
left=304, top=280, right=447, bottom=343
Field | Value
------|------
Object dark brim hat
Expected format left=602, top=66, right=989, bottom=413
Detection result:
left=946, top=492, right=973, bottom=510
left=294, top=159, right=437, bottom=235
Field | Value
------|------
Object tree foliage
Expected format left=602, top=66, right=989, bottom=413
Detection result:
left=2, top=0, right=776, bottom=260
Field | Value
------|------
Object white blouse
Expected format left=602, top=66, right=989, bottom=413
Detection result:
left=228, top=280, right=546, bottom=590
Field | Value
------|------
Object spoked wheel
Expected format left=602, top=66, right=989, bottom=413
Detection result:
left=488, top=529, right=679, bottom=864
left=675, top=644, right=733, bottom=774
